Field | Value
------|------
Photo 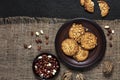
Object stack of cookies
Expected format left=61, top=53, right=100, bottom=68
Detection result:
left=61, top=23, right=97, bottom=62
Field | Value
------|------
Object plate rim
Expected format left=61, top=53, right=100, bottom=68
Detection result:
left=55, top=18, right=106, bottom=69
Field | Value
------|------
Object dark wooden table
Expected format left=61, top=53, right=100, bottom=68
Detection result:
left=0, top=0, right=120, bottom=19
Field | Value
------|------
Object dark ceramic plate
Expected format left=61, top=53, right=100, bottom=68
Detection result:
left=55, top=18, right=106, bottom=69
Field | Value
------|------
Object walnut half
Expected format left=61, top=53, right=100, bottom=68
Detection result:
left=62, top=71, right=73, bottom=80
left=102, top=61, right=113, bottom=76
left=76, top=73, right=86, bottom=80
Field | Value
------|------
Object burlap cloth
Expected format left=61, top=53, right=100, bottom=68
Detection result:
left=0, top=17, right=120, bottom=80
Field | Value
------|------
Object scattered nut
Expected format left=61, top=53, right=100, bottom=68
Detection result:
left=38, top=56, right=42, bottom=59
left=46, top=40, right=49, bottom=45
left=107, top=33, right=110, bottom=36
left=45, top=35, right=49, bottom=40
left=28, top=45, right=32, bottom=49
left=24, top=44, right=28, bottom=49
left=40, top=30, right=44, bottom=35
left=107, top=28, right=112, bottom=34
left=47, top=63, right=52, bottom=67
left=37, top=45, right=41, bottom=51
left=35, top=32, right=40, bottom=36
left=109, top=36, right=112, bottom=40
left=111, top=30, right=115, bottom=34
left=104, top=25, right=110, bottom=29
left=109, top=42, right=112, bottom=47
left=62, top=71, right=72, bottom=80
left=35, top=39, right=42, bottom=44
left=48, top=55, right=52, bottom=58
left=31, top=31, right=34, bottom=36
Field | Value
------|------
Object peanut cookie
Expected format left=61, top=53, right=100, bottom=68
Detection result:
left=84, top=0, right=94, bottom=13
left=98, top=0, right=110, bottom=17
left=73, top=46, right=89, bottom=62
left=61, top=39, right=79, bottom=56
left=69, top=23, right=85, bottom=43
left=81, top=32, right=97, bottom=50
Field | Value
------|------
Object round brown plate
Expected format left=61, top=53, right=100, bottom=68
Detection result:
left=55, top=18, right=106, bottom=69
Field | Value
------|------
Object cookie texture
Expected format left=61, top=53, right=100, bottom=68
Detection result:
left=98, top=0, right=110, bottom=17
left=73, top=46, right=89, bottom=61
left=84, top=0, right=94, bottom=13
left=81, top=32, right=97, bottom=50
left=69, top=23, right=85, bottom=43
left=61, top=39, right=79, bottom=56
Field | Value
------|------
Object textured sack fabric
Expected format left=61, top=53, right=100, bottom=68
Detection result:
left=0, top=17, right=120, bottom=80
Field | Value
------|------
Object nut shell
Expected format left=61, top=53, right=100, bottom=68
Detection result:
left=62, top=71, right=72, bottom=80
left=102, top=61, right=113, bottom=75
left=76, top=73, right=85, bottom=80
